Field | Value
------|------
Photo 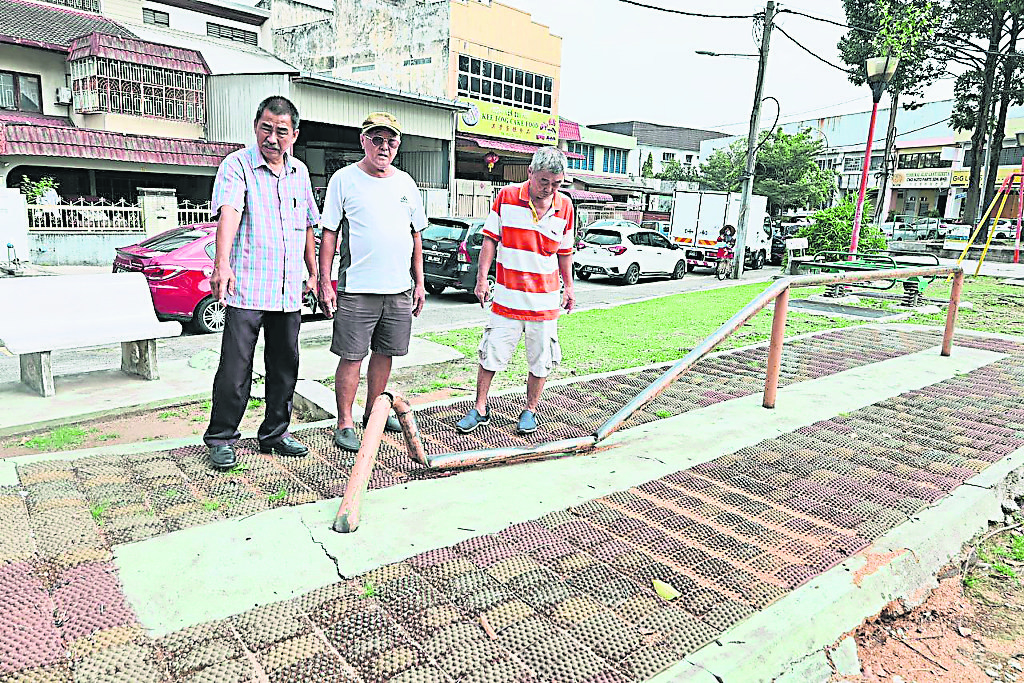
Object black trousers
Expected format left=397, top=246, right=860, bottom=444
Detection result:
left=203, top=306, right=301, bottom=447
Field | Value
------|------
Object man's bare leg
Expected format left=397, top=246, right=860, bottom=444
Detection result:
left=363, top=352, right=393, bottom=422
left=474, top=366, right=496, bottom=413
left=335, top=359, right=361, bottom=429
left=525, top=372, right=545, bottom=412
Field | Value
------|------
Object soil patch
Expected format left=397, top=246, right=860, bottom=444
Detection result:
left=0, top=397, right=314, bottom=458
left=832, top=526, right=1024, bottom=683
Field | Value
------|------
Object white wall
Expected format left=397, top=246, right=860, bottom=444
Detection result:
left=139, top=2, right=271, bottom=47
left=0, top=45, right=71, bottom=119
left=637, top=144, right=697, bottom=176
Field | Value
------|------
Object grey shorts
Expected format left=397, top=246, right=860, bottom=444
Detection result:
left=330, top=290, right=413, bottom=360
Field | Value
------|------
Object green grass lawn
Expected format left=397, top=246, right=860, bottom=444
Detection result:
left=418, top=276, right=1023, bottom=390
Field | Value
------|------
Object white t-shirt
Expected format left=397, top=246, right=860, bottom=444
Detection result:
left=320, top=164, right=428, bottom=294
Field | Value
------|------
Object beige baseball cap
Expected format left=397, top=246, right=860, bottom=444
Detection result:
left=361, top=112, right=402, bottom=136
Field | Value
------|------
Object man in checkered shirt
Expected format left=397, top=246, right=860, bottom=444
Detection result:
left=203, top=96, right=320, bottom=471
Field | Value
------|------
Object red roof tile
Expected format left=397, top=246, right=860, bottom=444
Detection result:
left=558, top=117, right=581, bottom=141
left=0, top=0, right=135, bottom=51
left=0, top=120, right=241, bottom=167
left=69, top=32, right=210, bottom=74
left=564, top=188, right=613, bottom=202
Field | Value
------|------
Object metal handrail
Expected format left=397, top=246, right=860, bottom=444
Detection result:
left=421, top=264, right=965, bottom=470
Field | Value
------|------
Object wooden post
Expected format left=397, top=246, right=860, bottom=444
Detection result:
left=333, top=393, right=393, bottom=533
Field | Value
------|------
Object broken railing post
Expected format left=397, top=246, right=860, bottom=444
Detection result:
left=333, top=393, right=393, bottom=533
left=942, top=269, right=964, bottom=357
left=392, top=394, right=427, bottom=465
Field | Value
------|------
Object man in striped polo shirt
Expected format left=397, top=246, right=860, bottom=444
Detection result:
left=456, top=147, right=576, bottom=436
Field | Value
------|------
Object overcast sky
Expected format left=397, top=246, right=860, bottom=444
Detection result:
left=501, top=0, right=955, bottom=134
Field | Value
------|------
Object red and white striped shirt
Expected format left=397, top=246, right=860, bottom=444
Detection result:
left=483, top=181, right=575, bottom=321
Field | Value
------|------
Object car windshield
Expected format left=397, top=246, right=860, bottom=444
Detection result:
left=422, top=222, right=469, bottom=241
left=138, top=227, right=208, bottom=253
left=583, top=229, right=622, bottom=246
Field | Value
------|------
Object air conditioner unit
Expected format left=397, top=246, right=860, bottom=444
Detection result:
left=55, top=87, right=72, bottom=105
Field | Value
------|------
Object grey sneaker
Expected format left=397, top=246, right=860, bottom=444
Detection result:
left=456, top=407, right=490, bottom=433
left=333, top=427, right=360, bottom=452
left=516, top=410, right=538, bottom=435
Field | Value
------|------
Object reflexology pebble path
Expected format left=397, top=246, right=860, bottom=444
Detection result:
left=2, top=327, right=1024, bottom=681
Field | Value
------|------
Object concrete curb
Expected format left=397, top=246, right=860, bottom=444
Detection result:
left=652, top=446, right=1024, bottom=683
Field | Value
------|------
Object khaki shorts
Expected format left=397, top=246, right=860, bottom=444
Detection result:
left=330, top=290, right=413, bottom=360
left=478, top=312, right=561, bottom=378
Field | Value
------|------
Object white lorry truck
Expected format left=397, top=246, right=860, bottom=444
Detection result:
left=668, top=189, right=774, bottom=272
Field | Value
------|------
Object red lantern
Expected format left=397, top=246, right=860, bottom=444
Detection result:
left=484, top=152, right=500, bottom=172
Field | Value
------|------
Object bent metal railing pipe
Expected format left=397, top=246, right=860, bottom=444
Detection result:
left=333, top=392, right=395, bottom=533
left=419, top=265, right=965, bottom=471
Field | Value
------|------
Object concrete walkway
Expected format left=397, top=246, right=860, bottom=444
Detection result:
left=1, top=324, right=1023, bottom=682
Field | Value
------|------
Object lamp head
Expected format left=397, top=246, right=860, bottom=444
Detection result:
left=865, top=55, right=899, bottom=103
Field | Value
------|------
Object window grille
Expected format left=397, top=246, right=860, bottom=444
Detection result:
left=71, top=56, right=206, bottom=124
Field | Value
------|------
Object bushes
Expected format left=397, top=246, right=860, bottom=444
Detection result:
left=797, top=198, right=888, bottom=256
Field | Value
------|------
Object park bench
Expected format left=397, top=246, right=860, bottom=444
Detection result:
left=0, top=273, right=181, bottom=397
left=794, top=250, right=941, bottom=306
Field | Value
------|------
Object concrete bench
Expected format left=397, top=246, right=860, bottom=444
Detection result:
left=0, top=273, right=181, bottom=396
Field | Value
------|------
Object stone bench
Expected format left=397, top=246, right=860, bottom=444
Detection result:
left=0, top=273, right=182, bottom=396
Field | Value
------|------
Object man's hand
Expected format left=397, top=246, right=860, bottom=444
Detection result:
left=318, top=276, right=336, bottom=318
left=209, top=262, right=235, bottom=303
left=304, top=273, right=317, bottom=295
left=412, top=284, right=426, bottom=317
left=474, top=278, right=491, bottom=308
left=561, top=284, right=576, bottom=313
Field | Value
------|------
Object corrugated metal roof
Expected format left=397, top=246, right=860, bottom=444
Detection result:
left=0, top=0, right=135, bottom=51
left=129, top=24, right=297, bottom=75
left=457, top=134, right=546, bottom=156
left=68, top=33, right=210, bottom=74
left=0, top=120, right=241, bottom=166
left=588, top=120, right=728, bottom=152
left=564, top=188, right=612, bottom=202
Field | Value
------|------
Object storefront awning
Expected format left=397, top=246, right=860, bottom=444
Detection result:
left=575, top=174, right=647, bottom=193
left=69, top=33, right=210, bottom=74
left=0, top=119, right=241, bottom=166
left=564, top=188, right=613, bottom=202
left=559, top=118, right=581, bottom=141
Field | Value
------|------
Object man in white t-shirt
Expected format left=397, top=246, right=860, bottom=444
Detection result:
left=317, top=112, right=428, bottom=452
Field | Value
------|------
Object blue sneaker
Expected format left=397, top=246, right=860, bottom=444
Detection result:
left=516, top=410, right=538, bottom=435
left=456, top=407, right=490, bottom=433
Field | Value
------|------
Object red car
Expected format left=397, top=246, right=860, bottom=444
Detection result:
left=113, top=223, right=329, bottom=333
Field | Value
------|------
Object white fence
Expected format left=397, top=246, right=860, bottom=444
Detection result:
left=177, top=201, right=215, bottom=226
left=27, top=199, right=143, bottom=232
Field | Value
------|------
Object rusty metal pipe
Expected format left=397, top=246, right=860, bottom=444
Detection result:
left=762, top=286, right=790, bottom=409
left=595, top=279, right=790, bottom=442
left=942, top=269, right=964, bottom=357
left=425, top=436, right=597, bottom=470
left=391, top=394, right=427, bottom=465
left=333, top=392, right=394, bottom=533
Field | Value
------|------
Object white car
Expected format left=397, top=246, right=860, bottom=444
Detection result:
left=880, top=221, right=926, bottom=241
left=574, top=225, right=686, bottom=285
left=993, top=219, right=1020, bottom=240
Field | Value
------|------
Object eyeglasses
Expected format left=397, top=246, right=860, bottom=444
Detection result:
left=366, top=135, right=400, bottom=149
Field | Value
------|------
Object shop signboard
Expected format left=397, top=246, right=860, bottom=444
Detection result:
left=457, top=98, right=558, bottom=145
left=891, top=169, right=952, bottom=188
left=951, top=167, right=1019, bottom=186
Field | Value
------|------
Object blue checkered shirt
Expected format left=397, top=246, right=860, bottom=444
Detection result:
left=212, top=145, right=320, bottom=312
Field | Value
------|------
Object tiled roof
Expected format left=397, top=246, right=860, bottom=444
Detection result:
left=588, top=120, right=729, bottom=152
left=0, top=120, right=241, bottom=167
left=558, top=117, right=581, bottom=141
left=69, top=33, right=210, bottom=74
left=457, top=134, right=548, bottom=157
left=0, top=0, right=135, bottom=51
left=563, top=188, right=613, bottom=202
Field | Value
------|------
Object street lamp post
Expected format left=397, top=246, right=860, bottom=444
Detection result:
left=850, top=55, right=899, bottom=257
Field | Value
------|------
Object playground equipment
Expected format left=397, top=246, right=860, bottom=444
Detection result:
left=950, top=159, right=1024, bottom=273
left=796, top=250, right=940, bottom=306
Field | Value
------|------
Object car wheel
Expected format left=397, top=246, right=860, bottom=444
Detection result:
left=192, top=296, right=226, bottom=334
left=425, top=282, right=446, bottom=295
left=575, top=268, right=591, bottom=281
left=620, top=263, right=640, bottom=286
left=671, top=259, right=685, bottom=280
left=753, top=250, right=766, bottom=270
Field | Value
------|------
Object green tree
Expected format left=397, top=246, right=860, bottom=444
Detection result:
left=798, top=197, right=888, bottom=256
left=19, top=175, right=59, bottom=203
left=641, top=152, right=654, bottom=178
left=838, top=0, right=943, bottom=223
left=698, top=129, right=837, bottom=215
left=654, top=159, right=700, bottom=183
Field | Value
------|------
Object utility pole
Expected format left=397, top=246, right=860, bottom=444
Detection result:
left=733, top=0, right=776, bottom=279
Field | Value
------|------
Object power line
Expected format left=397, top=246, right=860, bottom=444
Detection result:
left=774, top=24, right=857, bottom=75
left=615, top=0, right=755, bottom=19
